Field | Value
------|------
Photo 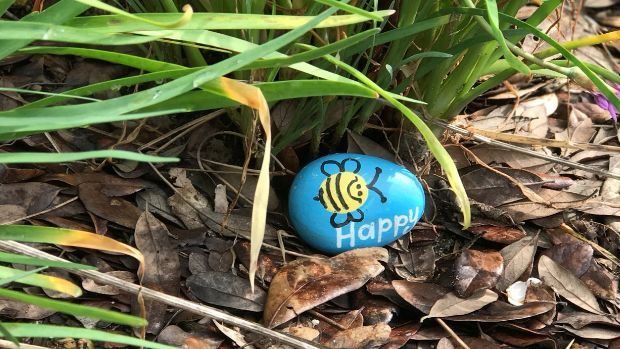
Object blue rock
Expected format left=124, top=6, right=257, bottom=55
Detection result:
left=289, top=153, right=425, bottom=254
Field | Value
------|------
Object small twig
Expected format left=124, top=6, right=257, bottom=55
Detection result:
left=435, top=318, right=471, bottom=349
left=433, top=119, right=620, bottom=180
left=0, top=240, right=326, bottom=349
left=308, top=310, right=347, bottom=331
left=2, top=196, right=79, bottom=225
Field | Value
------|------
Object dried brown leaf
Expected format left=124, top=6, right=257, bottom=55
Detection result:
left=347, top=131, right=396, bottom=162
left=454, top=249, right=503, bottom=297
left=323, top=323, right=391, bottom=349
left=423, top=289, right=498, bottom=319
left=0, top=182, right=61, bottom=214
left=560, top=324, right=620, bottom=340
left=79, top=183, right=142, bottom=228
left=469, top=225, right=526, bottom=244
left=542, top=242, right=593, bottom=277
left=134, top=211, right=181, bottom=333
left=187, top=271, right=266, bottom=312
left=556, top=312, right=620, bottom=329
left=263, top=248, right=388, bottom=328
left=436, top=338, right=455, bottom=349
left=391, top=280, right=449, bottom=314
left=538, top=255, right=603, bottom=314
left=447, top=301, right=555, bottom=322
left=496, top=235, right=538, bottom=291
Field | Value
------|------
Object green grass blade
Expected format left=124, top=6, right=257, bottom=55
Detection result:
left=0, top=87, right=100, bottom=102
left=483, top=0, right=529, bottom=74
left=0, top=150, right=178, bottom=164
left=0, top=323, right=174, bottom=349
left=0, top=252, right=96, bottom=270
left=139, top=80, right=379, bottom=113
left=315, top=0, right=386, bottom=21
left=0, top=289, right=148, bottom=327
left=73, top=0, right=192, bottom=28
left=0, top=266, right=47, bottom=286
left=0, top=0, right=89, bottom=60
left=0, top=22, right=158, bottom=45
left=448, top=7, right=620, bottom=112
left=0, top=322, right=18, bottom=347
left=66, top=10, right=393, bottom=31
left=323, top=54, right=471, bottom=228
left=0, top=2, right=349, bottom=133
left=401, top=51, right=452, bottom=65
left=0, top=1, right=15, bottom=15
left=0, top=265, right=82, bottom=296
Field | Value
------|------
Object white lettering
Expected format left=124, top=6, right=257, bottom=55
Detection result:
left=336, top=223, right=356, bottom=249
left=394, top=214, right=408, bottom=237
left=409, top=207, right=420, bottom=223
left=358, top=223, right=375, bottom=240
left=378, top=218, right=393, bottom=243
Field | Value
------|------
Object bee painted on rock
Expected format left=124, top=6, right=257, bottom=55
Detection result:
left=313, top=158, right=387, bottom=228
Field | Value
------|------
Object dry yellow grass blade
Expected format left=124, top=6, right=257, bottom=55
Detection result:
left=220, top=77, right=271, bottom=292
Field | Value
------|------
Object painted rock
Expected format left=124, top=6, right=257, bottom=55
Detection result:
left=289, top=153, right=425, bottom=254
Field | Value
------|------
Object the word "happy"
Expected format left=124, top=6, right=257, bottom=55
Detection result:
left=335, top=207, right=421, bottom=248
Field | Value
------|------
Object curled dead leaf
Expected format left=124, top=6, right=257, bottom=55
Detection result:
left=454, top=249, right=503, bottom=297
left=423, top=289, right=498, bottom=320
left=263, top=247, right=388, bottom=328
left=538, top=255, right=603, bottom=314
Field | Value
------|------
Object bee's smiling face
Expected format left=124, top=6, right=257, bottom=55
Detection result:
left=344, top=172, right=368, bottom=205
left=317, top=171, right=369, bottom=213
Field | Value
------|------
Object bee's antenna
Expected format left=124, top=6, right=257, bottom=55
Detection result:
left=367, top=167, right=387, bottom=202
left=369, top=187, right=387, bottom=202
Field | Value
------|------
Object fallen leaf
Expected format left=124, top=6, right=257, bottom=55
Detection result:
left=187, top=271, right=266, bottom=312
left=496, top=235, right=538, bottom=291
left=79, top=183, right=142, bottom=228
left=579, top=262, right=618, bottom=301
left=0, top=298, right=55, bottom=320
left=136, top=188, right=184, bottom=227
left=263, top=247, right=388, bottom=328
left=424, top=289, right=498, bottom=319
left=461, top=166, right=544, bottom=206
left=487, top=325, right=556, bottom=348
left=542, top=242, right=593, bottom=277
left=469, top=225, right=526, bottom=244
left=447, top=301, right=555, bottom=322
left=347, top=131, right=396, bottom=162
left=82, top=271, right=136, bottom=295
left=555, top=312, right=620, bottom=329
left=134, top=211, right=181, bottom=333
left=213, top=320, right=255, bottom=349
left=0, top=205, right=27, bottom=224
left=285, top=326, right=320, bottom=341
left=380, top=323, right=420, bottom=349
left=0, top=182, right=61, bottom=214
left=323, top=323, right=391, bottom=349
left=392, top=280, right=449, bottom=314
left=538, top=255, right=603, bottom=314
left=436, top=338, right=455, bottom=349
left=454, top=249, right=503, bottom=297
left=560, top=324, right=620, bottom=340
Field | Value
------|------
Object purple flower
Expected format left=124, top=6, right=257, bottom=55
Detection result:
left=593, top=83, right=620, bottom=123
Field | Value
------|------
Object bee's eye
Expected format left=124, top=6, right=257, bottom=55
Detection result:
left=356, top=184, right=362, bottom=189
left=357, top=191, right=363, bottom=197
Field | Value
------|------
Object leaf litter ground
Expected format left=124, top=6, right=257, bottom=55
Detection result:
left=1, top=2, right=620, bottom=349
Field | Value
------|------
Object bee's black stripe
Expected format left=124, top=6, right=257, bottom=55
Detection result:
left=324, top=176, right=341, bottom=211
left=334, top=173, right=349, bottom=210
left=316, top=188, right=328, bottom=208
